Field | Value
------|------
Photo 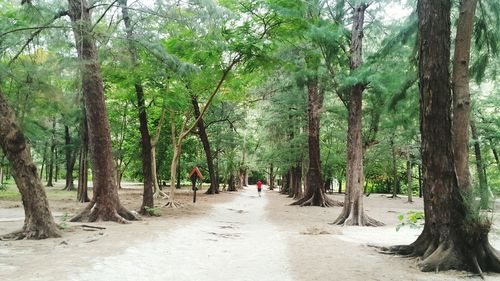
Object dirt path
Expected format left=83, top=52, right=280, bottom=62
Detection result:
left=68, top=188, right=290, bottom=281
left=1, top=187, right=499, bottom=280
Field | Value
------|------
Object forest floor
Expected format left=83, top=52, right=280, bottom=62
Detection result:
left=0, top=183, right=499, bottom=281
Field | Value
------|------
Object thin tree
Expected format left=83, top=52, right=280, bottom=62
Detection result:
left=67, top=0, right=137, bottom=222
left=0, top=86, right=60, bottom=239
left=191, top=95, right=219, bottom=194
left=333, top=3, right=382, bottom=226
left=119, top=0, right=154, bottom=215
left=62, top=125, right=76, bottom=191
left=382, top=0, right=500, bottom=273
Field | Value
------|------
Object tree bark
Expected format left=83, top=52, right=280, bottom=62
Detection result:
left=77, top=113, right=90, bottom=203
left=334, top=3, right=381, bottom=226
left=471, top=120, right=489, bottom=209
left=0, top=86, right=60, bottom=239
left=451, top=0, right=477, bottom=192
left=191, top=96, right=219, bottom=194
left=120, top=0, right=154, bottom=214
left=68, top=0, right=137, bottom=222
left=291, top=76, right=339, bottom=207
left=291, top=164, right=302, bottom=199
left=390, top=137, right=398, bottom=198
left=406, top=151, right=413, bottom=203
left=46, top=119, right=56, bottom=187
left=63, top=125, right=76, bottom=191
left=384, top=0, right=500, bottom=273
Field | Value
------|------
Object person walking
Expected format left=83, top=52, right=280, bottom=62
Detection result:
left=257, top=179, right=262, bottom=197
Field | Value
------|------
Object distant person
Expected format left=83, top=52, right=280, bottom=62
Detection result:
left=257, top=179, right=262, bottom=197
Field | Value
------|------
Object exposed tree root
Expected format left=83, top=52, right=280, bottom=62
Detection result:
left=290, top=193, right=343, bottom=207
left=0, top=226, right=61, bottom=240
left=70, top=203, right=140, bottom=223
left=377, top=235, right=500, bottom=276
left=153, top=190, right=168, bottom=199
left=333, top=210, right=384, bottom=226
left=164, top=201, right=183, bottom=208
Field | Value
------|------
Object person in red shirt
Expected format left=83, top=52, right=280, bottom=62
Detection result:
left=257, top=179, right=262, bottom=197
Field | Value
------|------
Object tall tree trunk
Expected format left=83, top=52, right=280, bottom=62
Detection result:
left=269, top=163, right=274, bottom=190
left=281, top=169, right=290, bottom=195
left=490, top=142, right=499, bottom=168
left=120, top=0, right=154, bottom=214
left=0, top=86, right=60, bottom=239
left=418, top=164, right=422, bottom=198
left=63, top=125, right=76, bottom=191
left=451, top=0, right=477, bottom=192
left=406, top=150, right=413, bottom=203
left=77, top=113, right=90, bottom=203
left=471, top=120, right=489, bottom=209
left=39, top=142, right=47, bottom=182
left=68, top=0, right=137, bottom=222
left=292, top=164, right=302, bottom=199
left=390, top=138, right=398, bottom=198
left=54, top=149, right=59, bottom=183
left=334, top=3, right=381, bottom=226
left=191, top=96, right=218, bottom=194
left=384, top=0, right=500, bottom=273
left=46, top=120, right=56, bottom=187
left=291, top=75, right=338, bottom=207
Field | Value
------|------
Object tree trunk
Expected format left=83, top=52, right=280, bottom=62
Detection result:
left=334, top=3, right=381, bottom=226
left=338, top=177, right=342, bottom=193
left=39, top=142, right=47, bottom=182
left=227, top=173, right=236, bottom=192
left=46, top=120, right=56, bottom=187
left=491, top=143, right=499, bottom=168
left=63, top=125, right=76, bottom=191
left=406, top=153, right=413, bottom=203
left=68, top=0, right=137, bottom=222
left=77, top=113, right=90, bottom=203
left=0, top=86, right=60, bottom=239
left=291, top=164, right=302, bottom=199
left=471, top=120, right=489, bottom=209
left=452, top=0, right=477, bottom=193
left=384, top=0, right=500, bottom=273
left=54, top=149, right=59, bottom=183
left=269, top=163, right=274, bottom=190
left=190, top=96, right=218, bottom=194
left=418, top=164, right=422, bottom=198
left=280, top=169, right=290, bottom=195
left=120, top=0, right=154, bottom=214
left=291, top=76, right=337, bottom=207
left=390, top=138, right=398, bottom=198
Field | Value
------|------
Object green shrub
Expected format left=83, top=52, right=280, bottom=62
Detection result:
left=396, top=210, right=425, bottom=231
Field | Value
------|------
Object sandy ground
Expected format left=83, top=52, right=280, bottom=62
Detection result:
left=1, top=185, right=500, bottom=281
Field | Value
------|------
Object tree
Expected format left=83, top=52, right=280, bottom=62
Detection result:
left=382, top=0, right=500, bottom=273
left=119, top=0, right=154, bottom=215
left=0, top=86, right=60, bottom=239
left=333, top=3, right=382, bottom=226
left=67, top=0, right=137, bottom=222
left=192, top=95, right=219, bottom=194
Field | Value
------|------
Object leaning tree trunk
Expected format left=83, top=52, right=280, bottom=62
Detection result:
left=68, top=0, right=137, bottom=222
left=291, top=76, right=338, bottom=207
left=334, top=3, right=381, bottom=226
left=120, top=0, right=154, bottom=215
left=383, top=0, right=500, bottom=274
left=63, top=125, right=76, bottom=191
left=0, top=86, right=60, bottom=239
left=191, top=96, right=219, bottom=194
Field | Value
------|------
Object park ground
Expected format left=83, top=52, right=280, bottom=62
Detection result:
left=1, top=184, right=500, bottom=281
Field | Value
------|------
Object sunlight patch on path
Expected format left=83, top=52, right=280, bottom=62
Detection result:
left=70, top=189, right=292, bottom=281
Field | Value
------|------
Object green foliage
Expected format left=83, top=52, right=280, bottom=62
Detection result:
left=396, top=211, right=425, bottom=231
left=58, top=212, right=70, bottom=230
left=144, top=206, right=160, bottom=217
